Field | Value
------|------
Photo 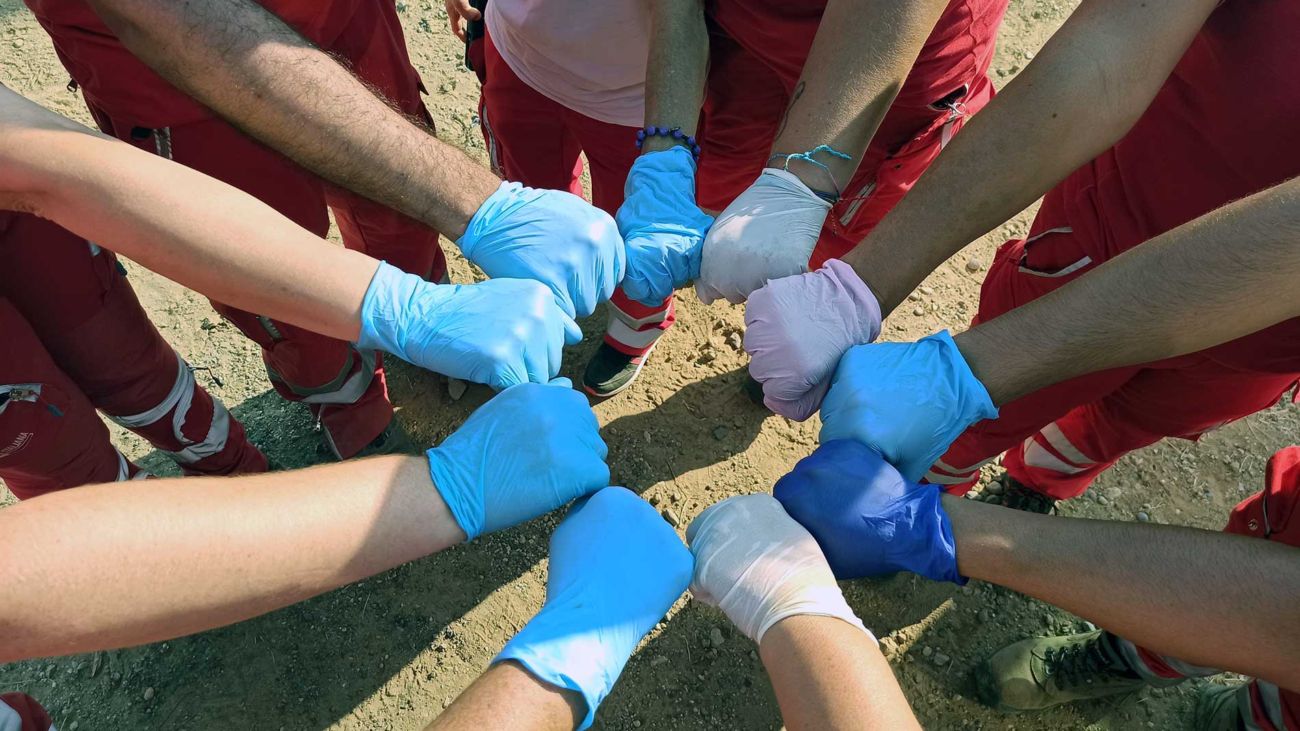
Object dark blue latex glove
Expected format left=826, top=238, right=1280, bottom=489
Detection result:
left=774, top=439, right=965, bottom=584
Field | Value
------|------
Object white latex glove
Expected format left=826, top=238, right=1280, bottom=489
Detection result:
left=686, top=493, right=874, bottom=645
left=695, top=168, right=831, bottom=305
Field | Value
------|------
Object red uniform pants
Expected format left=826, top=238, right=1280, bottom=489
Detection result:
left=0, top=693, right=53, bottom=731
left=85, top=2, right=445, bottom=458
left=0, top=213, right=266, bottom=499
left=1110, top=447, right=1300, bottom=730
left=926, top=192, right=1300, bottom=498
left=473, top=31, right=673, bottom=357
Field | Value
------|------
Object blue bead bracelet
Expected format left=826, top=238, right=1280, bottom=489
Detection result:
left=636, top=126, right=702, bottom=160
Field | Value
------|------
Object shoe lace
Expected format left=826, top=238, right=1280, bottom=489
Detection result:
left=1042, top=638, right=1116, bottom=690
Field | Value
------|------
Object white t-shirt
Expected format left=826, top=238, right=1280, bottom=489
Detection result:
left=485, top=0, right=648, bottom=127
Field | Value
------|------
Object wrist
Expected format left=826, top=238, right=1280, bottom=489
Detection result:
left=355, top=261, right=416, bottom=354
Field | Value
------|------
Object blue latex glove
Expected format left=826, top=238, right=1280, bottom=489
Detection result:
left=496, top=487, right=692, bottom=730
left=459, top=181, right=626, bottom=318
left=615, top=147, right=714, bottom=306
left=774, top=439, right=965, bottom=584
left=426, top=382, right=609, bottom=540
left=357, top=262, right=582, bottom=390
left=819, top=330, right=999, bottom=482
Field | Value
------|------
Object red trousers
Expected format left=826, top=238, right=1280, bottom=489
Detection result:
left=926, top=192, right=1300, bottom=497
left=473, top=31, right=673, bottom=357
left=82, top=2, right=445, bottom=458
left=0, top=693, right=52, bottom=731
left=0, top=213, right=266, bottom=499
left=1110, top=447, right=1300, bottom=730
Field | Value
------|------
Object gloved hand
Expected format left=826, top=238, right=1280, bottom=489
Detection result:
left=745, top=259, right=882, bottom=420
left=616, top=147, right=714, bottom=306
left=458, top=181, right=627, bottom=318
left=357, top=262, right=582, bottom=390
left=496, top=487, right=692, bottom=730
left=695, top=168, right=830, bottom=304
left=426, top=381, right=609, bottom=540
left=774, top=439, right=964, bottom=584
left=820, top=331, right=999, bottom=482
left=686, top=493, right=873, bottom=645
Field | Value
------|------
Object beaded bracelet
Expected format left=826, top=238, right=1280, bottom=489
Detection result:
left=768, top=144, right=851, bottom=203
left=636, top=126, right=702, bottom=160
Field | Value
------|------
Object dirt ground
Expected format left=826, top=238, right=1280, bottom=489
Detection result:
left=2, top=1, right=1296, bottom=729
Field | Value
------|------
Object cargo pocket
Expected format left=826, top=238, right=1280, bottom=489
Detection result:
left=1015, top=226, right=1093, bottom=279
left=0, top=383, right=69, bottom=467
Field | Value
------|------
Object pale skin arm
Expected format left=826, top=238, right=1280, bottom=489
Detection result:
left=0, top=456, right=466, bottom=663
left=952, top=176, right=1300, bottom=405
left=770, top=0, right=948, bottom=196
left=945, top=495, right=1300, bottom=690
left=427, top=662, right=584, bottom=731
left=761, top=615, right=920, bottom=731
left=84, top=0, right=500, bottom=239
left=639, top=0, right=709, bottom=154
left=844, top=0, right=1222, bottom=312
left=0, top=85, right=376, bottom=342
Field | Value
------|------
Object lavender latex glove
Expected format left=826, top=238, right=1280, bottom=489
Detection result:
left=744, top=259, right=882, bottom=420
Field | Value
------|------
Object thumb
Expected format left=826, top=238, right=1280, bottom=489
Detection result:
left=694, top=279, right=723, bottom=305
left=547, top=376, right=574, bottom=389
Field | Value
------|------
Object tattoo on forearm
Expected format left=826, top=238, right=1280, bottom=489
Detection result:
left=776, top=81, right=805, bottom=140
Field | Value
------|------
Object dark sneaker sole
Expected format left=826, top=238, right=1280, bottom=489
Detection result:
left=583, top=341, right=657, bottom=399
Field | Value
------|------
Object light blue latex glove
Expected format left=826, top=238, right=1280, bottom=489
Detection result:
left=616, top=147, right=714, bottom=306
left=356, top=262, right=582, bottom=390
left=495, top=486, right=692, bottom=730
left=426, top=381, right=609, bottom=540
left=820, top=331, right=999, bottom=482
left=459, top=181, right=626, bottom=318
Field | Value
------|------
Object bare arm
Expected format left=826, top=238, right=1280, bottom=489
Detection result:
left=953, top=176, right=1300, bottom=405
left=640, top=0, right=709, bottom=154
left=427, top=662, right=583, bottom=731
left=761, top=615, right=920, bottom=731
left=844, top=0, right=1221, bottom=312
left=0, top=85, right=376, bottom=341
left=85, top=0, right=500, bottom=239
left=0, top=455, right=465, bottom=663
left=946, top=495, right=1300, bottom=689
left=771, top=0, right=948, bottom=195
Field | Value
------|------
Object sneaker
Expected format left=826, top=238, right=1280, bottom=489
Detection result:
left=582, top=341, right=657, bottom=398
left=974, top=630, right=1171, bottom=712
left=1193, top=683, right=1247, bottom=731
left=987, top=475, right=1057, bottom=514
left=318, top=418, right=418, bottom=460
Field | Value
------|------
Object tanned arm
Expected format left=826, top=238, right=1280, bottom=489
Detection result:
left=85, top=0, right=500, bottom=238
left=946, top=495, right=1300, bottom=689
left=640, top=0, right=709, bottom=154
left=843, top=0, right=1222, bottom=312
left=770, top=0, right=949, bottom=196
left=953, top=176, right=1300, bottom=405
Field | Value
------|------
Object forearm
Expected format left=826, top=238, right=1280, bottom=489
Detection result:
left=844, top=0, right=1219, bottom=312
left=0, top=91, right=375, bottom=341
left=640, top=0, right=708, bottom=153
left=86, top=0, right=499, bottom=238
left=427, top=662, right=584, bottom=731
left=0, top=456, right=464, bottom=662
left=760, top=615, right=919, bottom=730
left=953, top=176, right=1300, bottom=405
left=771, top=0, right=947, bottom=190
left=945, top=495, right=1300, bottom=688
